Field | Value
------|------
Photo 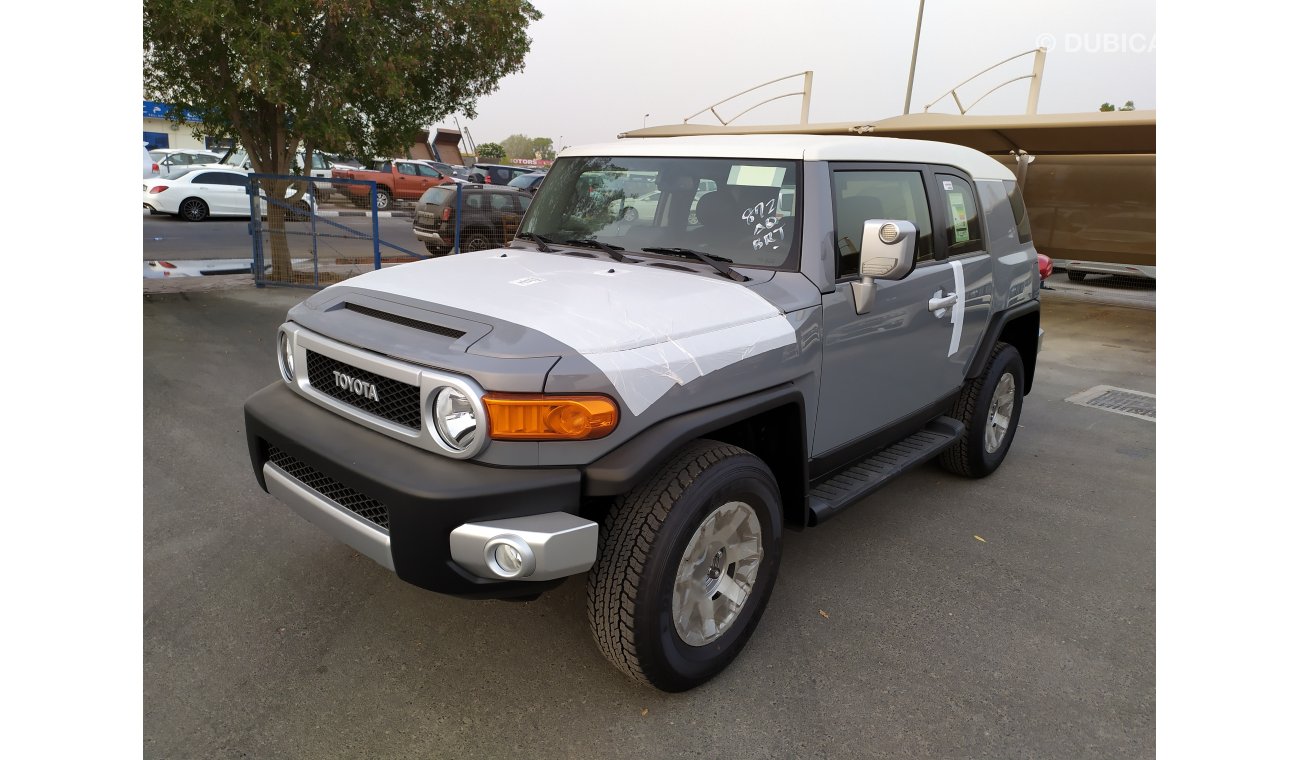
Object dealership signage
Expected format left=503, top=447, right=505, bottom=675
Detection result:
left=143, top=100, right=201, bottom=123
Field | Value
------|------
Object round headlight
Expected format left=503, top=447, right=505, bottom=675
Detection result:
left=278, top=332, right=295, bottom=382
left=433, top=386, right=479, bottom=452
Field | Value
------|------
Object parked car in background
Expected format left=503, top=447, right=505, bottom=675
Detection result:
left=143, top=167, right=314, bottom=222
left=411, top=160, right=470, bottom=184
left=424, top=160, right=473, bottom=180
left=331, top=159, right=453, bottom=209
left=143, top=142, right=159, bottom=179
left=468, top=163, right=537, bottom=185
left=150, top=149, right=223, bottom=171
left=608, top=179, right=718, bottom=223
left=506, top=172, right=546, bottom=195
left=1037, top=253, right=1053, bottom=285
left=411, top=184, right=532, bottom=254
left=215, top=149, right=339, bottom=195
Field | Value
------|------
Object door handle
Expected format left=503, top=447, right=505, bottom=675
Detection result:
left=928, top=292, right=959, bottom=312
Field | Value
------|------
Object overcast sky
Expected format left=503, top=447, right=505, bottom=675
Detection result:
left=440, top=0, right=1155, bottom=152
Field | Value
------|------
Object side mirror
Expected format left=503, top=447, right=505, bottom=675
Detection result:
left=852, top=219, right=917, bottom=314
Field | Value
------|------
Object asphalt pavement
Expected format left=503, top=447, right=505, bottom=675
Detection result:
left=143, top=286, right=1155, bottom=759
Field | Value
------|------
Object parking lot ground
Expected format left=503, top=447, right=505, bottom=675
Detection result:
left=144, top=287, right=1154, bottom=759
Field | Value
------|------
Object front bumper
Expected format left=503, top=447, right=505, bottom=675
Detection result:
left=244, top=382, right=592, bottom=599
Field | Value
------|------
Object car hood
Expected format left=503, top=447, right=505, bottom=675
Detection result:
left=297, top=248, right=798, bottom=414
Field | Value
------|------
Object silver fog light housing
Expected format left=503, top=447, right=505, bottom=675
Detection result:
left=433, top=386, right=479, bottom=453
left=483, top=535, right=536, bottom=579
left=278, top=331, right=295, bottom=382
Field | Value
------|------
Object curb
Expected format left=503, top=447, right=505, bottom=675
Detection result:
left=314, top=209, right=414, bottom=218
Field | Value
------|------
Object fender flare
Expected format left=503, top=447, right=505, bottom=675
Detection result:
left=583, top=384, right=806, bottom=498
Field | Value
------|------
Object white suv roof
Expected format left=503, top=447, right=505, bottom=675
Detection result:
left=564, top=134, right=1014, bottom=181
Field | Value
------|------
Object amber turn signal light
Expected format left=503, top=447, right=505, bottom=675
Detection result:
left=483, top=394, right=619, bottom=441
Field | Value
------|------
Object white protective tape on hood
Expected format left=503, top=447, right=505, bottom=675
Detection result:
left=340, top=250, right=797, bottom=414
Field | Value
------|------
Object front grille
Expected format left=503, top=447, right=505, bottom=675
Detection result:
left=267, top=445, right=389, bottom=529
left=305, top=350, right=422, bottom=430
left=343, top=302, right=465, bottom=339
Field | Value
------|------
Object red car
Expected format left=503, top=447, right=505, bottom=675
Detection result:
left=1037, top=252, right=1053, bottom=285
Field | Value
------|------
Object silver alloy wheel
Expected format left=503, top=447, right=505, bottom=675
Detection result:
left=375, top=191, right=390, bottom=209
left=181, top=199, right=206, bottom=221
left=984, top=372, right=1017, bottom=454
left=672, top=500, right=763, bottom=647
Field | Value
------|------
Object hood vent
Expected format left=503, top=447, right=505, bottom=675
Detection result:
left=343, top=302, right=466, bottom=339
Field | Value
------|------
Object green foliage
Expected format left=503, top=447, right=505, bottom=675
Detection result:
left=499, top=134, right=554, bottom=160
left=499, top=134, right=532, bottom=160
left=476, top=142, right=506, bottom=161
left=1100, top=100, right=1137, bottom=112
left=530, top=136, right=554, bottom=160
left=143, top=0, right=542, bottom=175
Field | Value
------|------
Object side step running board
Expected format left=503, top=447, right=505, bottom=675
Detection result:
left=807, top=416, right=965, bottom=526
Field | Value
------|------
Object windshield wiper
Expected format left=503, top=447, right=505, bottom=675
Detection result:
left=565, top=238, right=629, bottom=262
left=640, top=247, right=746, bottom=282
left=515, top=232, right=555, bottom=252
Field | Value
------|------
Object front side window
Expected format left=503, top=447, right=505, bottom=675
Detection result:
left=937, top=174, right=983, bottom=255
left=832, top=170, right=933, bottom=277
left=521, top=156, right=800, bottom=269
left=398, top=163, right=418, bottom=176
left=415, top=164, right=441, bottom=178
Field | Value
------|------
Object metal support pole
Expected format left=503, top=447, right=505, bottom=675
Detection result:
left=903, top=0, right=926, bottom=114
left=371, top=181, right=381, bottom=270
left=1015, top=152, right=1034, bottom=188
left=1026, top=47, right=1046, bottom=114
left=800, top=71, right=813, bottom=124
left=310, top=179, right=319, bottom=286
left=453, top=183, right=463, bottom=254
left=248, top=177, right=264, bottom=287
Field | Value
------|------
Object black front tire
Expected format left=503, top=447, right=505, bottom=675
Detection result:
left=179, top=198, right=209, bottom=222
left=587, top=440, right=783, bottom=692
left=424, top=242, right=450, bottom=257
left=940, top=342, right=1024, bottom=478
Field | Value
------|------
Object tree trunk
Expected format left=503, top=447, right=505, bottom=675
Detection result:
left=265, top=176, right=296, bottom=282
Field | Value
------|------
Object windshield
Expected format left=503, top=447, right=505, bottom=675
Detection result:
left=519, top=156, right=799, bottom=269
left=221, top=150, right=248, bottom=167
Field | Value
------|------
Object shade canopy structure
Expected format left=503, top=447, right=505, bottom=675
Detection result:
left=621, top=110, right=1155, bottom=157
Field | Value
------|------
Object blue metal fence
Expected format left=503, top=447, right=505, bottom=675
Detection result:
left=246, top=173, right=425, bottom=289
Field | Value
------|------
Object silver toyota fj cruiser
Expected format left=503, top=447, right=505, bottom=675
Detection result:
left=244, top=134, right=1042, bottom=691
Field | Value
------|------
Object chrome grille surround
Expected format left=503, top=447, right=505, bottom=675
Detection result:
left=278, top=323, right=490, bottom=459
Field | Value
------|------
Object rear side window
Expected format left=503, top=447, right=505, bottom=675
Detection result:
left=937, top=174, right=983, bottom=255
left=398, top=163, right=418, bottom=176
left=419, top=187, right=454, bottom=205
left=489, top=194, right=514, bottom=211
left=1004, top=180, right=1033, bottom=244
left=191, top=172, right=227, bottom=185
left=463, top=193, right=485, bottom=209
left=832, top=170, right=933, bottom=277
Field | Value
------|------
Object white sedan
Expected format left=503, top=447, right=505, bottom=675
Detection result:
left=143, top=167, right=314, bottom=222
